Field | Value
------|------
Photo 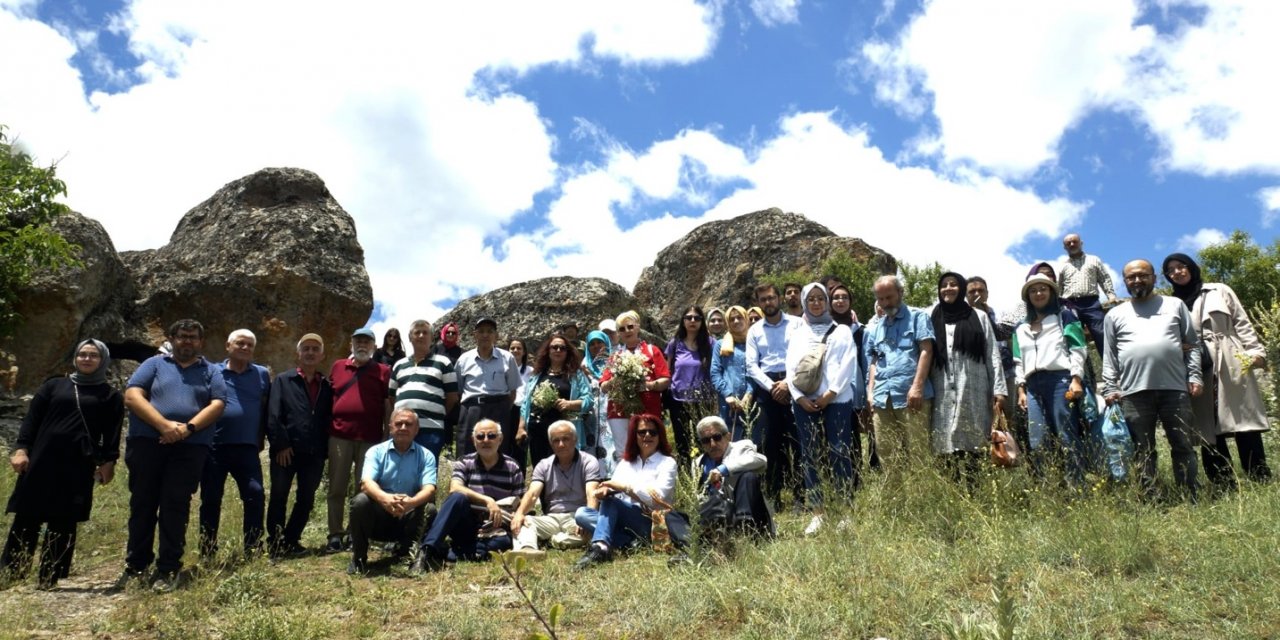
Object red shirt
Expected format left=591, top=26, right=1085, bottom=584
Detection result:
left=600, top=341, right=670, bottom=419
left=328, top=359, right=391, bottom=442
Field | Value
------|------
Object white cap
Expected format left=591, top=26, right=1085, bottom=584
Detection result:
left=598, top=319, right=617, bottom=332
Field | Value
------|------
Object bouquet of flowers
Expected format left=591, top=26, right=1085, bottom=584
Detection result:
left=531, top=379, right=563, bottom=415
left=606, top=351, right=650, bottom=415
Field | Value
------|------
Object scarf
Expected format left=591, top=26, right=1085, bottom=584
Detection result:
left=748, top=306, right=764, bottom=322
left=584, top=330, right=612, bottom=378
left=800, top=283, right=834, bottom=337
left=1027, top=261, right=1056, bottom=281
left=1162, top=252, right=1204, bottom=310
left=70, top=338, right=110, bottom=386
left=719, top=306, right=749, bottom=356
left=829, top=285, right=854, bottom=326
left=440, top=322, right=459, bottom=349
left=931, top=272, right=986, bottom=368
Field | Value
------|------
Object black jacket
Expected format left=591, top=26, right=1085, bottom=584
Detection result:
left=267, top=369, right=333, bottom=457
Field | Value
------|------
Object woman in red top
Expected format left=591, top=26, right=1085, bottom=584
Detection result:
left=600, top=310, right=670, bottom=464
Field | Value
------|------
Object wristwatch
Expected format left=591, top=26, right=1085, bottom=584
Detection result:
left=186, top=422, right=198, bottom=434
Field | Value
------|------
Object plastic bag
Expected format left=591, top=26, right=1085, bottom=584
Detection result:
left=1090, top=402, right=1134, bottom=482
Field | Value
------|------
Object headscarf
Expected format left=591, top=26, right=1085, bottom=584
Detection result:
left=931, top=272, right=986, bottom=369
left=719, top=305, right=750, bottom=356
left=70, top=339, right=110, bottom=386
left=748, top=306, right=764, bottom=322
left=584, top=330, right=612, bottom=378
left=800, top=283, right=833, bottom=331
left=1027, top=261, right=1056, bottom=281
left=829, top=284, right=854, bottom=326
left=440, top=322, right=459, bottom=349
left=1162, top=252, right=1204, bottom=310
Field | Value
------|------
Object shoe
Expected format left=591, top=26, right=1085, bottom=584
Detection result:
left=346, top=558, right=366, bottom=576
left=507, top=548, right=547, bottom=562
left=325, top=535, right=344, bottom=554
left=573, top=544, right=611, bottom=571
left=35, top=576, right=57, bottom=591
left=389, top=542, right=412, bottom=561
left=803, top=515, right=823, bottom=537
left=110, top=567, right=146, bottom=592
left=150, top=571, right=182, bottom=594
left=410, top=550, right=444, bottom=575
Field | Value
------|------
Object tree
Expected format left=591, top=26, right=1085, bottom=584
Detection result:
left=900, top=261, right=948, bottom=309
left=1, top=125, right=80, bottom=337
left=818, top=249, right=880, bottom=321
left=1197, top=230, right=1280, bottom=316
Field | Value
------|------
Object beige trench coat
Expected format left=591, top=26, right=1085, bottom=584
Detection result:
left=1190, top=283, right=1270, bottom=440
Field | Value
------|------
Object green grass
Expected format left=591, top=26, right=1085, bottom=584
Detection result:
left=2, top=431, right=1280, bottom=639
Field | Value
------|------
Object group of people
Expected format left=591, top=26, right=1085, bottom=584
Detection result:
left=1, top=233, right=1271, bottom=590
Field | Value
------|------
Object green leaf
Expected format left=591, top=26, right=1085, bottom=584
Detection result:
left=549, top=603, right=563, bottom=629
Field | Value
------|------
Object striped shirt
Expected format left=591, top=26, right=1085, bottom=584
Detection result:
left=389, top=353, right=457, bottom=431
left=452, top=453, right=525, bottom=519
left=1058, top=253, right=1116, bottom=299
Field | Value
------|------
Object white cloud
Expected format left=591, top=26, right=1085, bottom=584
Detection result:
left=1258, top=186, right=1280, bottom=227
left=749, top=0, right=801, bottom=26
left=1176, top=227, right=1228, bottom=252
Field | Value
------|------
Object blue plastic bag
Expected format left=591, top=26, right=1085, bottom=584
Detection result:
left=1090, top=402, right=1134, bottom=482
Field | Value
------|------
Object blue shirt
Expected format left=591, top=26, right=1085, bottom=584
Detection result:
left=361, top=439, right=437, bottom=495
left=126, top=355, right=228, bottom=446
left=745, top=314, right=798, bottom=389
left=214, top=361, right=271, bottom=446
left=710, top=340, right=750, bottom=401
left=869, top=307, right=936, bottom=409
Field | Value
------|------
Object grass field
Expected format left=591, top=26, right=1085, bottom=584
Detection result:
left=1, top=430, right=1279, bottom=639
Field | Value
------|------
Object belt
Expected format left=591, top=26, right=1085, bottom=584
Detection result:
left=765, top=371, right=787, bottom=382
left=462, top=394, right=509, bottom=407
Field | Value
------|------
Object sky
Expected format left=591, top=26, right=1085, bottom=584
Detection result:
left=2, top=0, right=1278, bottom=340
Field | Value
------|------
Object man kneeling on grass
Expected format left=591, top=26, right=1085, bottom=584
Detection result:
left=348, top=409, right=437, bottom=575
left=508, top=421, right=603, bottom=559
left=413, top=419, right=523, bottom=572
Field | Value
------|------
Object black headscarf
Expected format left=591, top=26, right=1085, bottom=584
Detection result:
left=829, top=284, right=854, bottom=326
left=1027, top=261, right=1056, bottom=281
left=931, top=272, right=987, bottom=369
left=1162, top=252, right=1204, bottom=310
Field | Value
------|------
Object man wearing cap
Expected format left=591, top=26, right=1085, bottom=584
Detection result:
left=598, top=319, right=618, bottom=349
left=387, top=319, right=458, bottom=459
left=454, top=317, right=524, bottom=460
left=265, top=333, right=333, bottom=557
left=325, top=328, right=391, bottom=554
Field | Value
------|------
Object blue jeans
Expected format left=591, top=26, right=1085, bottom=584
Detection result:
left=1024, top=370, right=1086, bottom=486
left=420, top=493, right=511, bottom=561
left=791, top=400, right=857, bottom=506
left=199, top=443, right=265, bottom=554
left=718, top=399, right=750, bottom=441
left=1120, top=390, right=1198, bottom=494
left=583, top=496, right=652, bottom=550
left=414, top=429, right=446, bottom=460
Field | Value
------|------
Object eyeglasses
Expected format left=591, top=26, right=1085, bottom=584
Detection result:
left=549, top=344, right=567, bottom=351
left=1124, top=273, right=1154, bottom=282
left=622, top=324, right=638, bottom=331
left=698, top=433, right=725, bottom=445
left=684, top=315, right=703, bottom=322
left=831, top=295, right=850, bottom=301
left=172, top=334, right=201, bottom=343
left=474, top=432, right=500, bottom=441
left=445, top=331, right=458, bottom=336
left=636, top=428, right=659, bottom=438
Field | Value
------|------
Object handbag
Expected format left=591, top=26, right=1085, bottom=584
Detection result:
left=793, top=325, right=838, bottom=396
left=990, top=411, right=1021, bottom=468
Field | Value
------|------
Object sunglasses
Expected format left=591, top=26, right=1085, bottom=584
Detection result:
left=474, top=432, right=500, bottom=441
left=636, top=428, right=659, bottom=438
left=549, top=344, right=567, bottom=351
left=622, top=324, right=638, bottom=331
left=684, top=315, right=703, bottom=322
left=698, top=433, right=725, bottom=445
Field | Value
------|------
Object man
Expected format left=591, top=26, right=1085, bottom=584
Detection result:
left=966, top=277, right=1018, bottom=424
left=118, top=319, right=227, bottom=592
left=867, top=275, right=936, bottom=475
left=1059, top=233, right=1119, bottom=355
left=598, top=319, right=618, bottom=347
left=198, top=329, right=271, bottom=560
left=689, top=416, right=773, bottom=538
left=783, top=282, right=804, bottom=317
left=414, top=419, right=524, bottom=571
left=1102, top=259, right=1203, bottom=497
left=388, top=319, right=459, bottom=459
left=266, top=333, right=333, bottom=558
left=744, top=283, right=800, bottom=502
left=326, top=328, right=391, bottom=554
left=454, top=317, right=524, bottom=459
left=348, top=408, right=437, bottom=575
left=561, top=321, right=586, bottom=355
left=509, top=421, right=603, bottom=559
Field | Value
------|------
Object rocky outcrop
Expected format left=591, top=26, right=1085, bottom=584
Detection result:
left=127, top=168, right=373, bottom=376
left=435, top=277, right=664, bottom=351
left=633, top=208, right=896, bottom=331
left=3, top=168, right=373, bottom=393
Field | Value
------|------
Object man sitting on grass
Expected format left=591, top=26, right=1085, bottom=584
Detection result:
left=689, top=416, right=774, bottom=539
left=347, top=409, right=437, bottom=575
left=509, top=421, right=603, bottom=559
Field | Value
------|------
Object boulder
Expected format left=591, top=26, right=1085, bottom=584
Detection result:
left=632, top=208, right=896, bottom=331
left=435, top=276, right=664, bottom=351
left=127, top=167, right=373, bottom=376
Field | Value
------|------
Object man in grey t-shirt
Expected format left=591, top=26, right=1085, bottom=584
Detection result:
left=1102, top=259, right=1203, bottom=496
left=509, top=421, right=602, bottom=558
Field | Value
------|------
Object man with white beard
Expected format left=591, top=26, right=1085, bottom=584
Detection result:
left=325, top=328, right=391, bottom=553
left=866, top=275, right=936, bottom=477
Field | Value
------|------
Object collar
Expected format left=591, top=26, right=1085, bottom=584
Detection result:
left=164, top=354, right=207, bottom=369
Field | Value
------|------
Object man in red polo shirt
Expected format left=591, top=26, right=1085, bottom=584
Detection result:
left=325, top=328, right=391, bottom=553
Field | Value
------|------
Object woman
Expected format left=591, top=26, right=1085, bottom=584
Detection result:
left=785, top=283, right=858, bottom=536
left=1163, top=253, right=1272, bottom=485
left=747, top=307, right=764, bottom=325
left=706, top=307, right=727, bottom=340
left=582, top=330, right=614, bottom=464
left=664, top=305, right=716, bottom=462
left=432, top=322, right=463, bottom=363
left=831, top=283, right=875, bottom=469
left=710, top=306, right=753, bottom=441
left=930, top=272, right=1007, bottom=485
left=1011, top=274, right=1088, bottom=486
left=573, top=414, right=678, bottom=569
left=509, top=338, right=534, bottom=406
left=373, top=328, right=405, bottom=367
left=2, top=340, right=123, bottom=589
left=599, top=311, right=670, bottom=461
left=519, top=334, right=594, bottom=462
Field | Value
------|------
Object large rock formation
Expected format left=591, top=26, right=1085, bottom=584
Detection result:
left=435, top=277, right=663, bottom=351
left=3, top=168, right=373, bottom=393
left=633, top=208, right=896, bottom=331
left=125, top=168, right=373, bottom=376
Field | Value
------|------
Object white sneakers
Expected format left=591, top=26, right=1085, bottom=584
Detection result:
left=803, top=515, right=823, bottom=537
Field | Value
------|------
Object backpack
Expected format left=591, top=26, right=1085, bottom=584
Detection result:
left=793, top=325, right=838, bottom=395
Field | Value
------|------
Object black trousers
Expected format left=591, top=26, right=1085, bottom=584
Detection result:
left=266, top=449, right=326, bottom=548
left=349, top=493, right=433, bottom=562
left=1, top=513, right=78, bottom=584
left=124, top=438, right=209, bottom=575
left=458, top=400, right=522, bottom=462
left=199, top=443, right=265, bottom=554
left=750, top=380, right=799, bottom=503
left=1202, top=431, right=1272, bottom=485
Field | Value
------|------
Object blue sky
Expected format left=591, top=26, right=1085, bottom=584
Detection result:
left=2, top=0, right=1278, bottom=337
